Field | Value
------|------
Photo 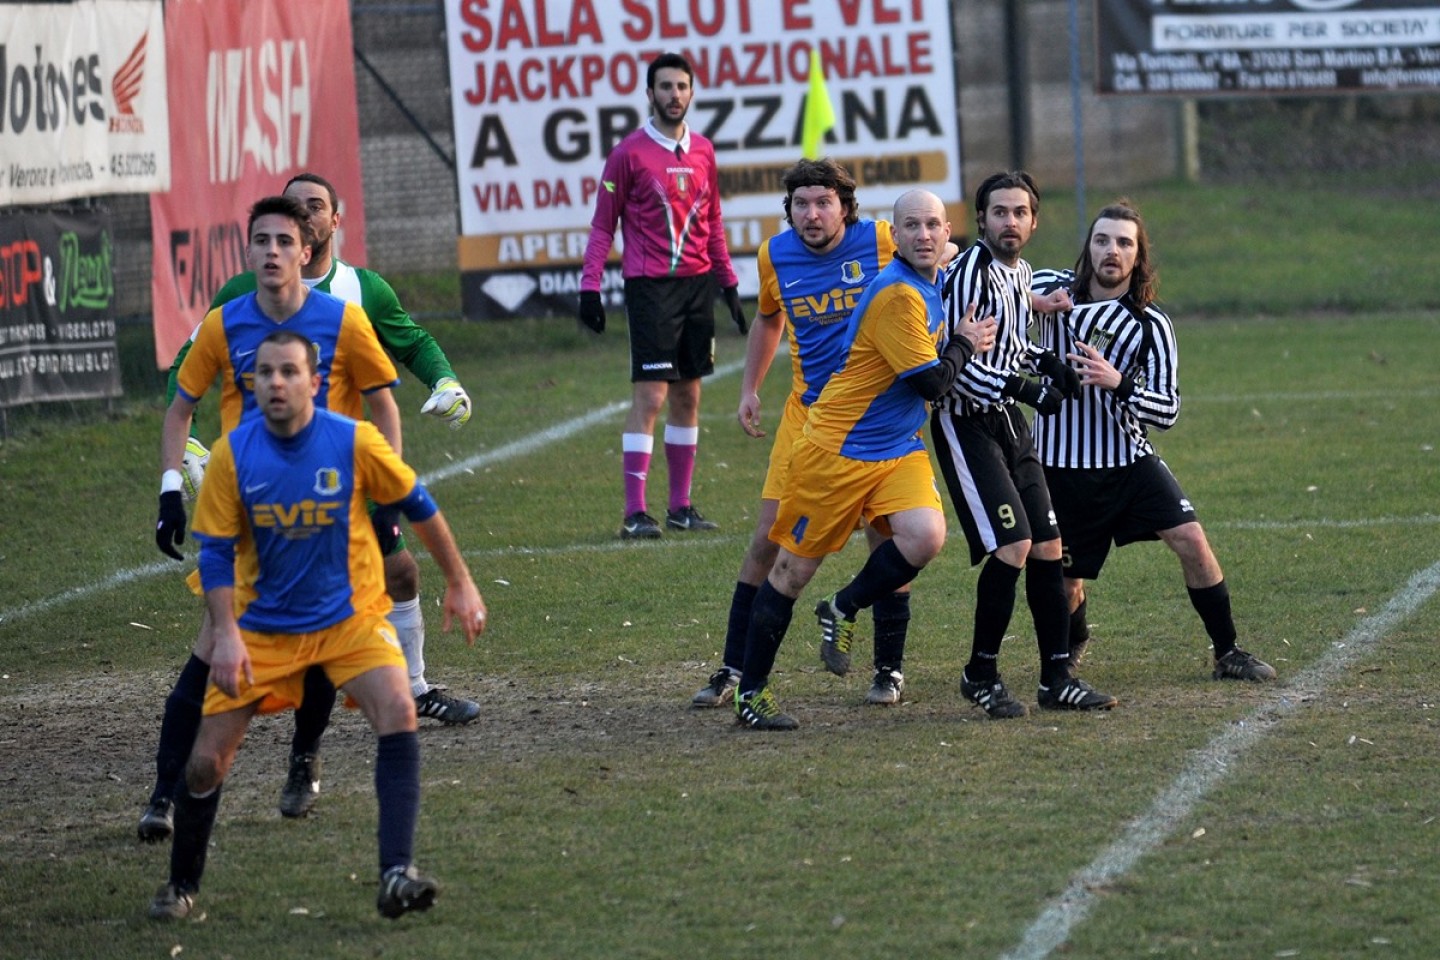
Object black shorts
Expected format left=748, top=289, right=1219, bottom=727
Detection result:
left=624, top=275, right=717, bottom=382
left=931, top=405, right=1061, bottom=566
left=1044, top=456, right=1197, bottom=580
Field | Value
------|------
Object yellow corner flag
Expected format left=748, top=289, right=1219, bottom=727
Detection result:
left=802, top=50, right=836, bottom=160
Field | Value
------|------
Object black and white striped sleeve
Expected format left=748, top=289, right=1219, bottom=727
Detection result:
left=1125, top=305, right=1181, bottom=430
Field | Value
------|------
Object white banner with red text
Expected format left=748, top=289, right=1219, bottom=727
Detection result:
left=0, top=0, right=170, bottom=206
left=444, top=0, right=962, bottom=319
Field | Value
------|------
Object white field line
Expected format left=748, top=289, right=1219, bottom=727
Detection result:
left=0, top=359, right=742, bottom=629
left=1000, top=558, right=1440, bottom=960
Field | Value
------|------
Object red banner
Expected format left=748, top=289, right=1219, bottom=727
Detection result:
left=148, top=0, right=366, bottom=367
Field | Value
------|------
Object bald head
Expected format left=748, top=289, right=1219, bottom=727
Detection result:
left=892, top=190, right=950, bottom=280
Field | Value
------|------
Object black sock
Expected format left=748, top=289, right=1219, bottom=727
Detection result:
left=739, top=581, right=795, bottom=694
left=152, top=655, right=209, bottom=804
left=871, top=591, right=911, bottom=673
left=968, top=557, right=1022, bottom=681
left=169, top=783, right=223, bottom=893
left=721, top=581, right=759, bottom=673
left=375, top=731, right=421, bottom=875
left=1188, top=580, right=1238, bottom=657
left=1070, top=597, right=1090, bottom=646
left=835, top=540, right=923, bottom=617
left=291, top=666, right=337, bottom=757
left=1027, top=557, right=1072, bottom=686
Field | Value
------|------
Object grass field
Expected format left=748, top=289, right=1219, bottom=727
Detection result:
left=1, top=179, right=1439, bottom=959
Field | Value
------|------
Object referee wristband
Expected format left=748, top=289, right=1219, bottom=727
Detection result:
left=1112, top=375, right=1137, bottom=401
left=161, top=469, right=184, bottom=494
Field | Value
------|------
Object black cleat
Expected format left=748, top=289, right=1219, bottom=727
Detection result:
left=1037, top=677, right=1118, bottom=711
left=620, top=511, right=662, bottom=540
left=377, top=865, right=440, bottom=919
left=960, top=671, right=1029, bottom=719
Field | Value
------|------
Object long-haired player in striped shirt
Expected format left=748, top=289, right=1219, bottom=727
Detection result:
left=1033, top=200, right=1275, bottom=682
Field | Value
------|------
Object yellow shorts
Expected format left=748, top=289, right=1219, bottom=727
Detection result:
left=770, top=438, right=941, bottom=559
left=760, top=394, right=808, bottom=502
left=203, top=612, right=406, bottom=716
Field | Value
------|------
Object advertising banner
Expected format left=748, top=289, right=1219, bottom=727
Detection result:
left=445, top=0, right=963, bottom=319
left=1098, top=0, right=1440, bottom=96
left=149, top=0, right=365, bottom=367
left=0, top=0, right=170, bottom=206
left=0, top=207, right=121, bottom=408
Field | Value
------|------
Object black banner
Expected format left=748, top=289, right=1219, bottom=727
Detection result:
left=0, top=208, right=122, bottom=408
left=1097, top=0, right=1440, bottom=96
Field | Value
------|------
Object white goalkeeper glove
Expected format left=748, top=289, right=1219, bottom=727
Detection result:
left=180, top=437, right=210, bottom=501
left=420, top=377, right=472, bottom=429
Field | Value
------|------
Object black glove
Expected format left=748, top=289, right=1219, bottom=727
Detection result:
left=1036, top=351, right=1081, bottom=398
left=1003, top=376, right=1063, bottom=416
left=578, top=291, right=606, bottom=334
left=156, top=491, right=187, bottom=560
left=722, top=284, right=748, bottom=335
left=372, top=504, right=403, bottom=556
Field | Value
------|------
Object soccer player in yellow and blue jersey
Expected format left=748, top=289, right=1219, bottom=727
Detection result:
left=140, top=196, right=400, bottom=842
left=733, top=190, right=996, bottom=730
left=147, top=330, right=486, bottom=922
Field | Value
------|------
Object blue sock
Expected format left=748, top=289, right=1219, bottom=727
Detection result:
left=169, top=784, right=222, bottom=893
left=374, top=731, right=421, bottom=875
left=721, top=581, right=759, bottom=673
left=738, top=581, right=795, bottom=694
left=152, top=655, right=209, bottom=804
left=835, top=540, right=923, bottom=615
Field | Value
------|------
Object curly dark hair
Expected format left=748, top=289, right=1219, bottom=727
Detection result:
left=780, top=158, right=859, bottom=226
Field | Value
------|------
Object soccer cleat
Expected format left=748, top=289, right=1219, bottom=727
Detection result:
left=1213, top=648, right=1277, bottom=682
left=279, top=752, right=322, bottom=819
left=619, top=511, right=662, bottom=540
left=377, top=865, right=440, bottom=919
left=666, top=505, right=718, bottom=531
left=735, top=686, right=799, bottom=731
left=1037, top=677, right=1118, bottom=711
left=960, top=671, right=1029, bottom=719
left=815, top=595, right=856, bottom=677
left=691, top=667, right=739, bottom=708
left=866, top=669, right=905, bottom=705
left=414, top=686, right=480, bottom=725
left=148, top=883, right=194, bottom=921
left=137, top=797, right=174, bottom=843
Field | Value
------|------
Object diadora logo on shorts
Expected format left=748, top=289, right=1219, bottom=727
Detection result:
left=252, top=499, right=343, bottom=533
left=641, top=361, right=674, bottom=371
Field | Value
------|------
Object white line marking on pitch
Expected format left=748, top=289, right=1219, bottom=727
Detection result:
left=0, top=360, right=745, bottom=628
left=999, top=559, right=1440, bottom=960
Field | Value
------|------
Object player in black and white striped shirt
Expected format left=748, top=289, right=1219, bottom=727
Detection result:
left=931, top=171, right=1118, bottom=717
left=1033, top=200, right=1275, bottom=682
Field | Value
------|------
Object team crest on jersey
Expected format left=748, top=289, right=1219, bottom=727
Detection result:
left=314, top=467, right=341, bottom=496
left=840, top=260, right=866, bottom=284
left=1090, top=328, right=1116, bottom=352
left=671, top=170, right=690, bottom=195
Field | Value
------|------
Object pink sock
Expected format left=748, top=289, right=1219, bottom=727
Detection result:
left=622, top=433, right=653, bottom=517
left=665, top=424, right=699, bottom=512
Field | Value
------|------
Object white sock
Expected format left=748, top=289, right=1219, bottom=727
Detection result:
left=389, top=596, right=428, bottom=697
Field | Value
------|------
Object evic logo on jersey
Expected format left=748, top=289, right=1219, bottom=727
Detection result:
left=758, top=220, right=895, bottom=406
left=175, top=290, right=399, bottom=434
